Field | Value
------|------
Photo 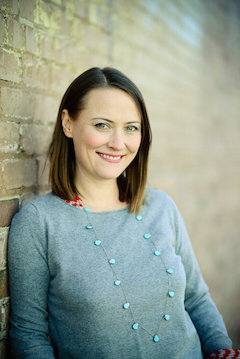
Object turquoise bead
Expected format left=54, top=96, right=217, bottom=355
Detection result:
left=144, top=233, right=151, bottom=239
left=136, top=215, right=142, bottom=221
left=123, top=303, right=129, bottom=309
left=109, top=259, right=115, bottom=264
left=167, top=268, right=173, bottom=274
left=84, top=207, right=91, bottom=212
left=94, top=240, right=101, bottom=246
left=132, top=323, right=138, bottom=330
left=114, top=280, right=121, bottom=286
left=164, top=314, right=170, bottom=321
left=153, top=335, right=159, bottom=342
left=154, top=250, right=160, bottom=256
left=86, top=225, right=93, bottom=229
left=168, top=291, right=175, bottom=297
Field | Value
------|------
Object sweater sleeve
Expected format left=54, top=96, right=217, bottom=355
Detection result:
left=8, top=203, right=55, bottom=359
left=169, top=197, right=232, bottom=358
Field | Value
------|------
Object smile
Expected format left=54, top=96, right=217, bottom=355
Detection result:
left=97, top=152, right=124, bottom=162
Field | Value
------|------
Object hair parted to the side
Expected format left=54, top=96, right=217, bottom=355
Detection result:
left=48, top=67, right=152, bottom=213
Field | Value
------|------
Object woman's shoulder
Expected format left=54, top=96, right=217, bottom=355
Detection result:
left=143, top=188, right=182, bottom=224
left=26, top=191, right=61, bottom=207
left=144, top=188, right=176, bottom=209
left=20, top=192, right=56, bottom=211
left=11, top=192, right=65, bottom=224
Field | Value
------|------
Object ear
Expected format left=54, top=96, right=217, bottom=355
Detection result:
left=62, top=109, right=73, bottom=138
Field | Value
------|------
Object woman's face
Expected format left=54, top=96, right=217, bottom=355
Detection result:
left=62, top=88, right=142, bottom=184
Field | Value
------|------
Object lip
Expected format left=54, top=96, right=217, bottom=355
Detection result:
left=97, top=152, right=125, bottom=163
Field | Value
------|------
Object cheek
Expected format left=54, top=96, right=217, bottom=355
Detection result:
left=84, top=133, right=105, bottom=148
left=128, top=135, right=141, bottom=153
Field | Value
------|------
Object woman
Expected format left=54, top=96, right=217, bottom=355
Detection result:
left=8, top=67, right=238, bottom=359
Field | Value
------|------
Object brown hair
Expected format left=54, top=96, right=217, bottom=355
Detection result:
left=48, top=67, right=152, bottom=213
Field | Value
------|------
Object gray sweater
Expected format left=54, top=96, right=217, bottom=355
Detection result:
left=8, top=189, right=232, bottom=359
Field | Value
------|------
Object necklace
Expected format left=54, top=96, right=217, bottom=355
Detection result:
left=83, top=206, right=174, bottom=343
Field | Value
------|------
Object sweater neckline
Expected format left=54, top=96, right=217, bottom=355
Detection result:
left=59, top=195, right=130, bottom=214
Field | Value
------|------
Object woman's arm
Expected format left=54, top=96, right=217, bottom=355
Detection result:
left=8, top=202, right=55, bottom=359
left=170, top=197, right=232, bottom=358
left=207, top=349, right=240, bottom=358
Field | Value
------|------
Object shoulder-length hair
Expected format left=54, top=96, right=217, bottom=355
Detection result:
left=48, top=67, right=152, bottom=213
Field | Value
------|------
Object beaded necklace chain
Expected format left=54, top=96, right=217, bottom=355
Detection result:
left=66, top=198, right=239, bottom=356
left=83, top=205, right=174, bottom=343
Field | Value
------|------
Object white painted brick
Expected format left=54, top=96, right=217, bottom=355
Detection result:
left=50, top=64, right=76, bottom=96
left=52, top=37, right=67, bottom=65
left=21, top=123, right=53, bottom=155
left=19, top=0, right=35, bottom=21
left=12, top=19, right=24, bottom=49
left=2, top=158, right=37, bottom=190
left=26, top=26, right=38, bottom=55
left=1, top=87, right=34, bottom=119
left=22, top=54, right=50, bottom=90
left=73, top=0, right=86, bottom=18
left=20, top=191, right=40, bottom=207
left=12, top=0, right=18, bottom=14
left=37, top=155, right=50, bottom=187
left=0, top=228, right=8, bottom=267
left=0, top=121, right=20, bottom=153
left=88, top=2, right=108, bottom=29
left=34, top=0, right=52, bottom=28
left=39, top=32, right=53, bottom=60
left=51, top=0, right=61, bottom=6
left=0, top=50, right=21, bottom=83
left=0, top=14, right=4, bottom=44
left=32, top=93, right=60, bottom=124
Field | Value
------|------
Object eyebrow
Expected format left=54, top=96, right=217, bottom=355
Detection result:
left=90, top=117, right=141, bottom=124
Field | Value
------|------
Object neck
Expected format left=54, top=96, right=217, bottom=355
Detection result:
left=75, top=176, right=127, bottom=212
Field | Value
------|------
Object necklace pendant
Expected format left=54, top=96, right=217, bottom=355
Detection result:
left=114, top=280, right=121, bottom=286
left=123, top=303, right=129, bottom=309
left=136, top=215, right=142, bottom=221
left=132, top=323, right=138, bottom=330
left=168, top=291, right=175, bottom=297
left=154, top=250, right=160, bottom=256
left=167, top=268, right=173, bottom=274
left=164, top=314, right=170, bottom=321
left=86, top=225, right=93, bottom=229
left=143, top=233, right=151, bottom=239
left=153, top=335, right=159, bottom=342
left=84, top=207, right=91, bottom=212
left=94, top=240, right=101, bottom=246
left=109, top=258, right=115, bottom=264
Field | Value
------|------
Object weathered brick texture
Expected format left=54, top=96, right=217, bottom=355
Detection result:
left=0, top=229, right=8, bottom=267
left=2, top=158, right=37, bottom=190
left=0, top=199, right=19, bottom=227
left=0, top=0, right=240, bottom=355
left=0, top=297, right=10, bottom=352
left=1, top=86, right=34, bottom=119
left=0, top=121, right=20, bottom=153
left=0, top=270, right=8, bottom=299
left=0, top=51, right=21, bottom=83
left=0, top=299, right=10, bottom=334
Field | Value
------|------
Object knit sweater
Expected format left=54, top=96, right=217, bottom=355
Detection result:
left=8, top=189, right=232, bottom=359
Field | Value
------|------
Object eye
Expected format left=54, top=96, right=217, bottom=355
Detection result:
left=95, top=123, right=109, bottom=129
left=126, top=125, right=139, bottom=131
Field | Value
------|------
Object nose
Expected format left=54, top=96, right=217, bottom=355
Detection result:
left=107, top=130, right=126, bottom=151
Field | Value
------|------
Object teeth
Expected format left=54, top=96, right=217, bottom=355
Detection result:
left=99, top=153, right=121, bottom=160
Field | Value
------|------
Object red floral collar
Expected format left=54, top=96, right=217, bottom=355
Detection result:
left=65, top=196, right=83, bottom=209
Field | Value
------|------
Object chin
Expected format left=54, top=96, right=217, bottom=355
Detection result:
left=98, top=170, right=124, bottom=180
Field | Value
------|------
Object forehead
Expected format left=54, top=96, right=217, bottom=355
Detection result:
left=82, top=88, right=141, bottom=120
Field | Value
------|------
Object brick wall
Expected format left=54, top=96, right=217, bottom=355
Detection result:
left=0, top=0, right=240, bottom=356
